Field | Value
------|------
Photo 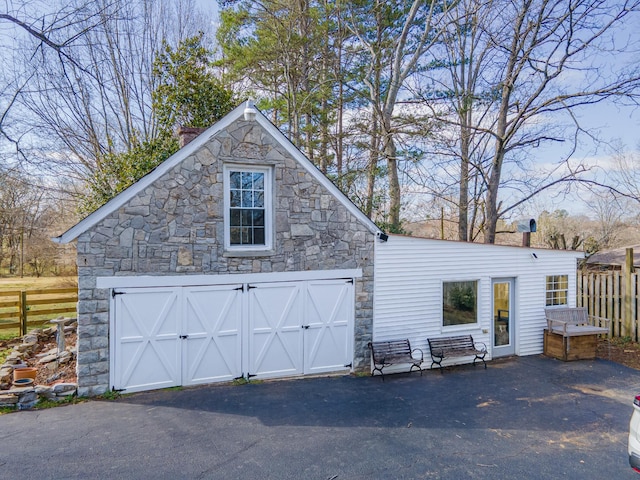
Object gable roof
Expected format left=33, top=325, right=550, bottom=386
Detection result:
left=53, top=101, right=381, bottom=244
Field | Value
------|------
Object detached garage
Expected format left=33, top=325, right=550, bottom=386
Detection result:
left=54, top=101, right=378, bottom=396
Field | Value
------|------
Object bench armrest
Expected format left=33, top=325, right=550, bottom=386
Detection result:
left=474, top=341, right=487, bottom=353
left=588, top=315, right=611, bottom=328
left=547, top=318, right=568, bottom=335
left=411, top=348, right=424, bottom=362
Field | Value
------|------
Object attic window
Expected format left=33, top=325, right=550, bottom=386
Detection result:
left=224, top=165, right=272, bottom=251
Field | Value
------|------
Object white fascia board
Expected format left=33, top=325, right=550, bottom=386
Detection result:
left=96, top=268, right=363, bottom=289
left=52, top=103, right=248, bottom=244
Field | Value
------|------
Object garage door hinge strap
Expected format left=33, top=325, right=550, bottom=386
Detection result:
left=112, top=290, right=125, bottom=298
left=344, top=363, right=352, bottom=368
left=234, top=286, right=244, bottom=291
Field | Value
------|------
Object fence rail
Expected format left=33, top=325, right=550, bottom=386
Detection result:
left=0, top=287, right=77, bottom=335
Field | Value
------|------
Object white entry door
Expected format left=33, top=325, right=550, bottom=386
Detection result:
left=492, top=278, right=515, bottom=357
left=113, top=287, right=181, bottom=393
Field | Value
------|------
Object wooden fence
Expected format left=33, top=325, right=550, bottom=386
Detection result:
left=0, top=287, right=77, bottom=335
left=577, top=270, right=639, bottom=341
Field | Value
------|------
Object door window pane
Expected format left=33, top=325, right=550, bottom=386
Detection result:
left=494, top=282, right=510, bottom=347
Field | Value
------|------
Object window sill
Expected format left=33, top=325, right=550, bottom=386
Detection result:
left=441, top=323, right=481, bottom=334
left=223, top=249, right=276, bottom=258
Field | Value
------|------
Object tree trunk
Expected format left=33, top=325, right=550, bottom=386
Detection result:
left=458, top=123, right=470, bottom=241
left=384, top=131, right=401, bottom=231
left=365, top=112, right=380, bottom=218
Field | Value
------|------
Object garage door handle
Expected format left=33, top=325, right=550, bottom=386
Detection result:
left=302, top=325, right=309, bottom=329
left=179, top=335, right=188, bottom=339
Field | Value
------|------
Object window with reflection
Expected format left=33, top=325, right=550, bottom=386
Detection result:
left=443, top=280, right=478, bottom=326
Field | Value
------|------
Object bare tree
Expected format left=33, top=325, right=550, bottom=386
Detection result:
left=413, top=0, right=640, bottom=243
left=481, top=0, right=640, bottom=243
left=345, top=0, right=454, bottom=232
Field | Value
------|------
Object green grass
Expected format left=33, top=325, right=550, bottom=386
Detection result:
left=34, top=396, right=84, bottom=410
left=99, top=390, right=122, bottom=401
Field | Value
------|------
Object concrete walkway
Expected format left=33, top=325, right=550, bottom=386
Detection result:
left=1, top=355, right=639, bottom=479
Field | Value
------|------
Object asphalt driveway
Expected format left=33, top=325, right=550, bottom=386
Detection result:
left=1, top=355, right=639, bottom=479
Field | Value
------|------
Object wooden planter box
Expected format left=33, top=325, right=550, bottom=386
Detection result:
left=543, top=329, right=598, bottom=361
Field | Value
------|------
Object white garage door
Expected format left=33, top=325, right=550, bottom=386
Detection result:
left=113, top=285, right=243, bottom=393
left=113, top=279, right=354, bottom=393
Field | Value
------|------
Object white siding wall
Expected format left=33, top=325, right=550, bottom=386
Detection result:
left=373, top=236, right=582, bottom=364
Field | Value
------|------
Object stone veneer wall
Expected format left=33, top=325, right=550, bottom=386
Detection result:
left=76, top=118, right=374, bottom=396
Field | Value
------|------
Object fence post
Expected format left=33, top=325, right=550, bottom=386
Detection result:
left=19, top=290, right=27, bottom=336
left=624, top=248, right=634, bottom=338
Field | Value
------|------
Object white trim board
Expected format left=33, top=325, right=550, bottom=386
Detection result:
left=53, top=101, right=380, bottom=244
left=96, top=268, right=363, bottom=289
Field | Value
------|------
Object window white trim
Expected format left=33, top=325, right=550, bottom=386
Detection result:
left=223, top=164, right=273, bottom=252
left=441, top=279, right=480, bottom=329
left=545, top=274, right=569, bottom=307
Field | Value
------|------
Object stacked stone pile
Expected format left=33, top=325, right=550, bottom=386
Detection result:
left=0, top=318, right=78, bottom=410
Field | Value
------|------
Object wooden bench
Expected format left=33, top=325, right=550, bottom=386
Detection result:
left=544, top=307, right=610, bottom=361
left=427, top=335, right=487, bottom=373
left=368, top=339, right=423, bottom=380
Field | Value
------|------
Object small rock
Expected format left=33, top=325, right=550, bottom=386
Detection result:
left=36, top=347, right=58, bottom=359
left=46, top=372, right=63, bottom=383
left=7, top=352, right=23, bottom=361
left=17, top=391, right=38, bottom=409
left=45, top=362, right=59, bottom=372
left=42, top=327, right=55, bottom=336
left=5, top=386, right=35, bottom=395
left=15, top=343, right=35, bottom=353
left=0, top=394, right=18, bottom=405
left=52, top=383, right=77, bottom=394
left=36, top=386, right=56, bottom=400
left=58, top=351, right=72, bottom=364
left=38, top=354, right=58, bottom=365
left=22, top=334, right=38, bottom=344
left=0, top=368, right=12, bottom=383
